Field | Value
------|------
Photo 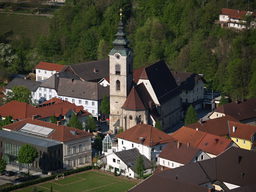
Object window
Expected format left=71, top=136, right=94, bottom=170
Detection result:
left=65, top=98, right=68, bottom=101
left=44, top=88, right=46, bottom=91
left=72, top=146, right=76, bottom=154
left=49, top=89, right=52, bottom=92
left=117, top=160, right=120, bottom=164
left=201, top=155, right=204, bottom=160
left=79, top=100, right=81, bottom=104
left=79, top=157, right=84, bottom=165
left=72, top=99, right=75, bottom=103
left=44, top=94, right=46, bottom=98
left=113, top=158, right=116, bottom=163
left=45, top=71, right=47, bottom=74
left=115, top=64, right=120, bottom=75
left=243, top=140, right=246, bottom=144
left=49, top=95, right=52, bottom=99
left=85, top=101, right=88, bottom=105
left=121, top=140, right=124, bottom=145
left=129, top=115, right=133, bottom=120
left=132, top=144, right=134, bottom=148
left=172, top=163, right=174, bottom=167
left=116, top=80, right=120, bottom=91
left=38, top=70, right=41, bottom=73
left=92, top=110, right=95, bottom=114
left=236, top=138, right=239, bottom=142
left=160, top=146, right=162, bottom=150
left=39, top=93, right=42, bottom=97
left=79, top=144, right=82, bottom=152
left=92, top=102, right=95, bottom=106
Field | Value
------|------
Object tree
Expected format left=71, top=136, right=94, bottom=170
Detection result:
left=184, top=105, right=198, bottom=125
left=0, top=116, right=12, bottom=128
left=18, top=144, right=38, bottom=175
left=7, top=86, right=31, bottom=104
left=50, top=116, right=57, bottom=124
left=135, top=155, right=145, bottom=178
left=67, top=113, right=82, bottom=129
left=219, top=95, right=229, bottom=106
left=155, top=120, right=162, bottom=130
left=86, top=115, right=96, bottom=132
left=99, top=96, right=110, bottom=117
left=0, top=158, right=7, bottom=173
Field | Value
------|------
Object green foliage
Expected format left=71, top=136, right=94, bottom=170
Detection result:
left=93, top=135, right=103, bottom=152
left=67, top=113, right=82, bottom=129
left=219, top=95, right=229, bottom=106
left=184, top=105, right=198, bottom=126
left=155, top=120, right=162, bottom=130
left=7, top=86, right=31, bottom=104
left=135, top=155, right=145, bottom=179
left=99, top=96, right=110, bottom=116
left=0, top=158, right=7, bottom=173
left=0, top=116, right=12, bottom=128
left=50, top=116, right=57, bottom=124
left=86, top=115, right=96, bottom=132
left=18, top=144, right=38, bottom=174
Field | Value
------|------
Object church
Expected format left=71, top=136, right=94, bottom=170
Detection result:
left=109, top=15, right=182, bottom=133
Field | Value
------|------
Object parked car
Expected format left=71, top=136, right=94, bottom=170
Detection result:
left=4, top=171, right=16, bottom=176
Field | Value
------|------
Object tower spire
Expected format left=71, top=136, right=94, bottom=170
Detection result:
left=112, top=8, right=129, bottom=50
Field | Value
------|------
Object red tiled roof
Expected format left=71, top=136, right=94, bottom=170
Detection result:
left=229, top=121, right=256, bottom=141
left=187, top=115, right=238, bottom=136
left=0, top=101, right=36, bottom=119
left=41, top=97, right=64, bottom=105
left=35, top=62, right=66, bottom=72
left=116, top=124, right=173, bottom=147
left=133, top=67, right=145, bottom=83
left=214, top=98, right=256, bottom=121
left=159, top=141, right=201, bottom=164
left=0, top=99, right=90, bottom=120
left=221, top=8, right=248, bottom=19
left=197, top=134, right=232, bottom=155
left=171, top=126, right=232, bottom=155
left=3, top=118, right=92, bottom=142
left=122, top=87, right=145, bottom=110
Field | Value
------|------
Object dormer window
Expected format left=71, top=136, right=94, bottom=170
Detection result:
left=115, top=64, right=120, bottom=75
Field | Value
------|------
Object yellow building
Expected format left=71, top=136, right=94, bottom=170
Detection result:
left=229, top=121, right=256, bottom=150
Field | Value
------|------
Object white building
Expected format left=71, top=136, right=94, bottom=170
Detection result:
left=116, top=124, right=172, bottom=161
left=35, top=61, right=66, bottom=82
left=105, top=148, right=152, bottom=178
left=219, top=8, right=256, bottom=30
left=158, top=141, right=210, bottom=169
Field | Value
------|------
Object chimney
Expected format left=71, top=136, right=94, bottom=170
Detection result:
left=139, top=137, right=145, bottom=143
left=93, top=68, right=98, bottom=73
left=177, top=141, right=181, bottom=149
left=187, top=142, right=190, bottom=147
left=232, top=126, right=237, bottom=133
left=215, top=138, right=219, bottom=143
left=57, top=121, right=61, bottom=126
left=32, top=115, right=37, bottom=120
left=196, top=128, right=199, bottom=131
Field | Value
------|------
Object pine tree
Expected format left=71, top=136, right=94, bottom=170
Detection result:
left=184, top=105, right=198, bottom=125
left=135, top=155, right=145, bottom=179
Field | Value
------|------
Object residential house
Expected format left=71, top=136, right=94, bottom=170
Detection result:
left=35, top=61, right=66, bottom=82
left=3, top=119, right=92, bottom=169
left=0, top=130, right=63, bottom=173
left=105, top=148, right=152, bottom=178
left=219, top=8, right=256, bottom=30
left=116, top=124, right=173, bottom=161
left=0, top=99, right=90, bottom=127
left=5, top=78, right=41, bottom=104
left=228, top=121, right=256, bottom=150
left=158, top=141, right=210, bottom=169
left=171, top=126, right=235, bottom=157
left=171, top=71, right=205, bottom=110
left=129, top=147, right=256, bottom=192
left=188, top=115, right=238, bottom=137
left=32, top=72, right=109, bottom=117
left=209, top=98, right=256, bottom=125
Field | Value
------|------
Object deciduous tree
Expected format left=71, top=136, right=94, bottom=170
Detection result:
left=135, top=155, right=145, bottom=179
left=184, top=105, right=198, bottom=125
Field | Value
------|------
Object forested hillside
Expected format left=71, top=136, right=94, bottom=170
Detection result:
left=1, top=0, right=256, bottom=100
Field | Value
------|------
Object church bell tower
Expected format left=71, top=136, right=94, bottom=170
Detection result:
left=109, top=9, right=133, bottom=133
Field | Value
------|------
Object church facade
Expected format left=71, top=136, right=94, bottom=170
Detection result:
left=109, top=17, right=182, bottom=133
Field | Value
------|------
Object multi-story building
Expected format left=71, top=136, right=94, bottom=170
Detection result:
left=3, top=119, right=92, bottom=169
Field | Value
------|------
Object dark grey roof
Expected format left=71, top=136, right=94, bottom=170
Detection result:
left=0, top=130, right=61, bottom=148
left=130, top=147, right=256, bottom=192
left=68, top=59, right=109, bottom=82
left=57, top=77, right=109, bottom=100
left=6, top=78, right=41, bottom=92
left=145, top=61, right=180, bottom=104
left=115, top=148, right=152, bottom=172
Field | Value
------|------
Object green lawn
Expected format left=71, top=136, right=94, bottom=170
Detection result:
left=0, top=12, right=50, bottom=45
left=15, top=171, right=137, bottom=192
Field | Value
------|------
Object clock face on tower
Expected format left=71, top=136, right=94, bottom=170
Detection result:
left=115, top=53, right=120, bottom=59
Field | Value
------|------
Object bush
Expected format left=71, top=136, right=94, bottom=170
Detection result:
left=0, top=165, right=92, bottom=192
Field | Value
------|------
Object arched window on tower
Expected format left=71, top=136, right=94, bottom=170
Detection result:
left=115, top=64, right=120, bottom=75
left=116, top=80, right=120, bottom=91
